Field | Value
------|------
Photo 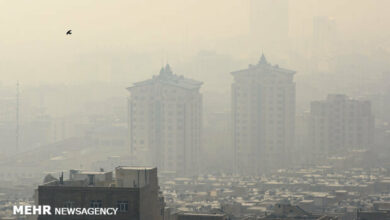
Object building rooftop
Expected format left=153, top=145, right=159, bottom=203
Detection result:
left=127, top=64, right=203, bottom=90
left=40, top=166, right=158, bottom=188
left=116, top=166, right=156, bottom=170
left=231, top=53, right=295, bottom=76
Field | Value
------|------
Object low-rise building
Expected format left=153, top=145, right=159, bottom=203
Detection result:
left=36, top=166, right=164, bottom=220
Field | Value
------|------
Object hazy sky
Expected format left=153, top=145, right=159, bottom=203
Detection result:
left=1, top=0, right=389, bottom=85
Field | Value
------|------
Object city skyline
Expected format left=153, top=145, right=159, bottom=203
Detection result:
left=0, top=1, right=390, bottom=219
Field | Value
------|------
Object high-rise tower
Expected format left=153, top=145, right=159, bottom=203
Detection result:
left=231, top=54, right=295, bottom=174
left=127, top=65, right=203, bottom=176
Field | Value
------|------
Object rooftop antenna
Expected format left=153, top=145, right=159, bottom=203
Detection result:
left=59, top=172, right=64, bottom=184
left=161, top=51, right=164, bottom=68
left=162, top=49, right=166, bottom=67
left=16, top=81, right=19, bottom=153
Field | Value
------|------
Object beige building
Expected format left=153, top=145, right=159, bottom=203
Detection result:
left=231, top=54, right=296, bottom=174
left=127, top=65, right=203, bottom=175
left=310, top=94, right=374, bottom=156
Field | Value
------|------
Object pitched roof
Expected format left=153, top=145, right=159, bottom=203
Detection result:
left=127, top=64, right=203, bottom=90
left=231, top=53, right=295, bottom=76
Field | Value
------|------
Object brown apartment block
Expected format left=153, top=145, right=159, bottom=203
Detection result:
left=36, top=167, right=164, bottom=220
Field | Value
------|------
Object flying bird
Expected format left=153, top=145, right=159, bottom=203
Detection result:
left=66, top=30, right=72, bottom=35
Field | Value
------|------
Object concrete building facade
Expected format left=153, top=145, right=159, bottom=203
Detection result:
left=36, top=167, right=164, bottom=220
left=309, top=94, right=375, bottom=156
left=127, top=65, right=203, bottom=175
left=231, top=54, right=296, bottom=174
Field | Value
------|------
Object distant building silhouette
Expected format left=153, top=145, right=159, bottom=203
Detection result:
left=312, top=16, right=337, bottom=73
left=231, top=54, right=296, bottom=174
left=309, top=94, right=374, bottom=156
left=127, top=65, right=203, bottom=176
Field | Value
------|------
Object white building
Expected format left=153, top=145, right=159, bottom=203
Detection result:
left=127, top=65, right=202, bottom=176
left=231, top=54, right=296, bottom=174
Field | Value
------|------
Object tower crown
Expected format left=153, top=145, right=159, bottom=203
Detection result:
left=258, top=53, right=268, bottom=65
left=159, top=64, right=173, bottom=77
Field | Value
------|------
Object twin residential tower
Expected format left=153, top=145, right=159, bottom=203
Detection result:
left=127, top=55, right=296, bottom=175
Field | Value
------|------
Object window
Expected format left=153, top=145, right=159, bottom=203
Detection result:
left=90, top=200, right=102, bottom=208
left=117, top=201, right=129, bottom=212
left=88, top=175, right=95, bottom=185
